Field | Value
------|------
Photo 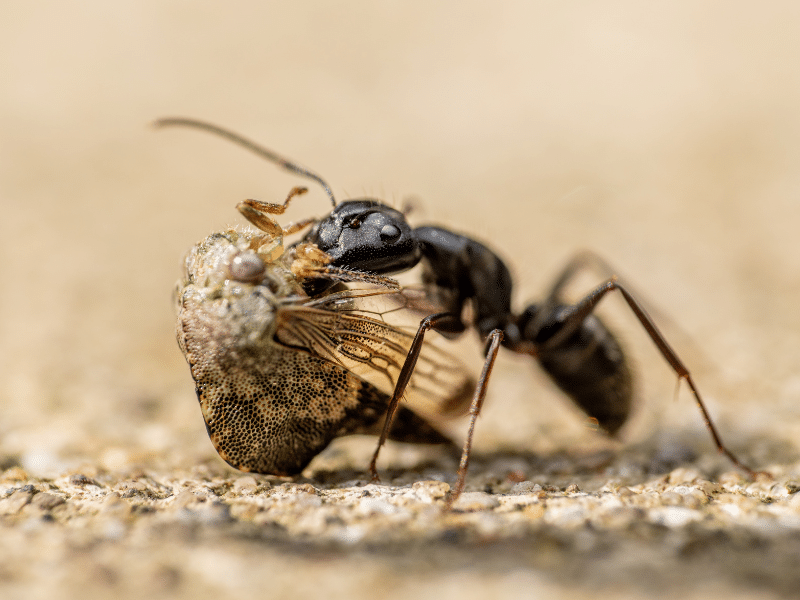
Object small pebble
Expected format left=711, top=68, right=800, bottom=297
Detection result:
left=450, top=492, right=500, bottom=511
left=232, top=476, right=258, bottom=494
left=510, top=481, right=543, bottom=494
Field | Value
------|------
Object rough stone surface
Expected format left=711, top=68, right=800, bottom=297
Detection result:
left=1, top=448, right=799, bottom=599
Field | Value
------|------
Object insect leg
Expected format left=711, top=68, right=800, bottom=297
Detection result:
left=369, top=312, right=462, bottom=481
left=543, top=250, right=620, bottom=304
left=237, top=186, right=310, bottom=234
left=542, top=251, right=680, bottom=337
left=555, top=278, right=760, bottom=477
left=446, top=328, right=504, bottom=509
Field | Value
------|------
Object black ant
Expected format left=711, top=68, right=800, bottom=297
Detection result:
left=159, top=117, right=761, bottom=508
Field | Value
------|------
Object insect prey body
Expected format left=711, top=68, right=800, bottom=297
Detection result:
left=163, top=117, right=761, bottom=506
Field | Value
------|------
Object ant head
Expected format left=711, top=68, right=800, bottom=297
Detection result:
left=305, top=200, right=422, bottom=275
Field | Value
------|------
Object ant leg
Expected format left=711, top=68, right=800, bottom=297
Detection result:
left=516, top=251, right=628, bottom=346
left=563, top=278, right=761, bottom=477
left=544, top=250, right=620, bottom=303
left=369, top=312, right=461, bottom=481
left=291, top=243, right=402, bottom=289
left=445, top=329, right=504, bottom=509
left=543, top=251, right=684, bottom=343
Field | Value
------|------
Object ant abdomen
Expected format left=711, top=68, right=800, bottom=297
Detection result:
left=516, top=303, right=633, bottom=436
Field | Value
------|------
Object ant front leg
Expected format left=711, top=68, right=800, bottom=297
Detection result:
left=514, top=274, right=761, bottom=478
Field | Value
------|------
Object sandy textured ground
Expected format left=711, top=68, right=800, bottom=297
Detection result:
left=3, top=3, right=800, bottom=599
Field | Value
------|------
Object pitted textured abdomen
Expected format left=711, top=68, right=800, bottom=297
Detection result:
left=195, top=345, right=387, bottom=474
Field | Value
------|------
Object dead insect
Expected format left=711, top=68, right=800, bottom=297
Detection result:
left=158, top=117, right=760, bottom=507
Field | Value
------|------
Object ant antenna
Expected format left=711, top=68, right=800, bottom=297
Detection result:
left=153, top=117, right=337, bottom=207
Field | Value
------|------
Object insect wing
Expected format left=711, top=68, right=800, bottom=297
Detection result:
left=275, top=288, right=474, bottom=421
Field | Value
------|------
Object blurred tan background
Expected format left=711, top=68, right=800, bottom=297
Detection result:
left=2, top=2, right=800, bottom=598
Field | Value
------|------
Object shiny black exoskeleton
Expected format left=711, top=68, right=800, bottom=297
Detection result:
left=302, top=199, right=631, bottom=436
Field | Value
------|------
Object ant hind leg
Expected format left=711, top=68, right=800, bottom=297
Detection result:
left=561, top=278, right=762, bottom=478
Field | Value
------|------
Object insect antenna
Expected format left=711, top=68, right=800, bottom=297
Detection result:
left=154, top=117, right=337, bottom=207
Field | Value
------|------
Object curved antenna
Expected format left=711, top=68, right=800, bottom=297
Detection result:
left=153, top=117, right=336, bottom=207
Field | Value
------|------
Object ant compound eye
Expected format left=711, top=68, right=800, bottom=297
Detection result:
left=228, top=252, right=266, bottom=283
left=379, top=223, right=402, bottom=243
